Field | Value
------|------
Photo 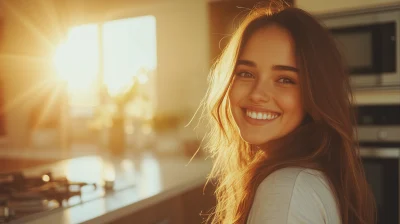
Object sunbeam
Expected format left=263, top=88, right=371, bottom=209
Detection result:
left=1, top=0, right=55, bottom=52
left=32, top=82, right=65, bottom=129
left=37, top=0, right=65, bottom=42
left=1, top=78, right=58, bottom=114
left=0, top=53, right=52, bottom=71
left=0, top=53, right=51, bottom=64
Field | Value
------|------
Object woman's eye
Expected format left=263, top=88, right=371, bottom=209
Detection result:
left=236, top=71, right=254, bottom=78
left=277, top=77, right=295, bottom=84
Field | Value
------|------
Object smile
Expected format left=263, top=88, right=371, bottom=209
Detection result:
left=246, top=109, right=280, bottom=120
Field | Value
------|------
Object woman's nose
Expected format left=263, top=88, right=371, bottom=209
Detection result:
left=248, top=81, right=271, bottom=103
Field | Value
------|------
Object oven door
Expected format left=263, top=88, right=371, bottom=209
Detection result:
left=360, top=147, right=399, bottom=224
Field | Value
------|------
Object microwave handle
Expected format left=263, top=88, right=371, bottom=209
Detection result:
left=359, top=147, right=400, bottom=158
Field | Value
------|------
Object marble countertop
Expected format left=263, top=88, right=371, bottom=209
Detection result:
left=8, top=153, right=213, bottom=224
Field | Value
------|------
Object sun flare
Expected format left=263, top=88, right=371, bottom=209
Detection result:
left=52, top=16, right=156, bottom=97
left=52, top=24, right=99, bottom=91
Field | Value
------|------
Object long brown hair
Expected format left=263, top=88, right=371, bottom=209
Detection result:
left=203, top=3, right=376, bottom=224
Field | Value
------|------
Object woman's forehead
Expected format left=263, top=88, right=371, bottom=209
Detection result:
left=238, top=26, right=297, bottom=69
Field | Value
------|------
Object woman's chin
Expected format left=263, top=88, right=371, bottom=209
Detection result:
left=240, top=135, right=273, bottom=146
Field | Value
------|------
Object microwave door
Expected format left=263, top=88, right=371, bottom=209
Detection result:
left=331, top=27, right=380, bottom=87
left=378, top=14, right=400, bottom=87
left=331, top=23, right=396, bottom=87
left=322, top=9, right=399, bottom=88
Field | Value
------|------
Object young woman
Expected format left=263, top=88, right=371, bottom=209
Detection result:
left=203, top=3, right=376, bottom=224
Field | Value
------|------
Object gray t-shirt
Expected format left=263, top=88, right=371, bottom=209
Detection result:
left=247, top=167, right=341, bottom=224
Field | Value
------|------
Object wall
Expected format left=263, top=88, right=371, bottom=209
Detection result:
left=0, top=0, right=209, bottom=148
left=208, top=0, right=294, bottom=63
left=296, top=0, right=400, bottom=14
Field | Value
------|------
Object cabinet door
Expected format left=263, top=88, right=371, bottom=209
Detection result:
left=296, top=0, right=398, bottom=14
left=0, top=79, right=5, bottom=136
left=110, top=184, right=216, bottom=224
left=208, top=0, right=259, bottom=64
left=181, top=184, right=216, bottom=224
left=110, top=196, right=184, bottom=224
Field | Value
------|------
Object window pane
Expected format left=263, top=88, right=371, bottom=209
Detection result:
left=54, top=23, right=100, bottom=117
left=103, top=15, right=157, bottom=119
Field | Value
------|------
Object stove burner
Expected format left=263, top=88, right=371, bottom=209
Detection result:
left=0, top=197, right=12, bottom=223
left=0, top=172, right=96, bottom=223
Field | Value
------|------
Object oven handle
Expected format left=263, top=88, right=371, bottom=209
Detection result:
left=359, top=147, right=400, bottom=158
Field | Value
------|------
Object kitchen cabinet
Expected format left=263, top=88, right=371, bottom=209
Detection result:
left=296, top=0, right=400, bottom=14
left=0, top=79, right=5, bottom=137
left=110, top=184, right=216, bottom=224
left=0, top=17, right=5, bottom=139
left=180, top=183, right=216, bottom=224
left=110, top=195, right=184, bottom=224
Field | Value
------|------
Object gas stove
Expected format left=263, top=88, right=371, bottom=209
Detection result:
left=0, top=155, right=139, bottom=223
left=0, top=171, right=97, bottom=223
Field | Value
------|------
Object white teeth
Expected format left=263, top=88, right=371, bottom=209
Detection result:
left=262, top=113, right=267, bottom=119
left=245, top=109, right=280, bottom=120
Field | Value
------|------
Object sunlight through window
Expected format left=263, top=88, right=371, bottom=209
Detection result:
left=52, top=16, right=157, bottom=120
left=53, top=24, right=99, bottom=91
left=103, top=16, right=157, bottom=96
left=53, top=24, right=100, bottom=117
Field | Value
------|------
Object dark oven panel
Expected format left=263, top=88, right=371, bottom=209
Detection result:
left=356, top=104, right=400, bottom=224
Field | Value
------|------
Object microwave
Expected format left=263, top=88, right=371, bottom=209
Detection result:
left=320, top=6, right=400, bottom=89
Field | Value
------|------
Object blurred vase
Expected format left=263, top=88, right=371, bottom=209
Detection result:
left=109, top=117, right=125, bottom=156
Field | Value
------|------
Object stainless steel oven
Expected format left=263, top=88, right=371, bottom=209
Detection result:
left=356, top=104, right=400, bottom=224
left=321, top=5, right=400, bottom=89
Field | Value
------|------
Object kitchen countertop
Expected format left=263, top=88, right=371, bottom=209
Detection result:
left=8, top=153, right=213, bottom=224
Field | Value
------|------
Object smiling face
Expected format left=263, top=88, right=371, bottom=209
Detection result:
left=228, top=24, right=306, bottom=145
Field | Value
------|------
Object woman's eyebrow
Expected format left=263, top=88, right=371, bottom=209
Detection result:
left=272, top=65, right=299, bottom=73
left=236, top=59, right=257, bottom=67
left=236, top=60, right=299, bottom=73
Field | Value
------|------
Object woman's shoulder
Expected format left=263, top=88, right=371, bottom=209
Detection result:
left=258, top=167, right=337, bottom=211
left=259, top=167, right=330, bottom=189
left=247, top=167, right=341, bottom=224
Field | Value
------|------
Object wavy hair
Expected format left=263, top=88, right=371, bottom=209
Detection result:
left=202, top=3, right=376, bottom=224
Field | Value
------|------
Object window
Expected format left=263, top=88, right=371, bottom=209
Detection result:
left=53, top=15, right=157, bottom=144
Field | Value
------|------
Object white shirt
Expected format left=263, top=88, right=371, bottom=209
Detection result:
left=247, top=167, right=341, bottom=224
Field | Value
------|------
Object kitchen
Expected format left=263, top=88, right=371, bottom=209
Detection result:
left=0, top=0, right=400, bottom=223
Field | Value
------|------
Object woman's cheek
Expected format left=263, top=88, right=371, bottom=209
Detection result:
left=276, top=90, right=301, bottom=109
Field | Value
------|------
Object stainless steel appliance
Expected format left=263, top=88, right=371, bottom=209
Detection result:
left=320, top=4, right=400, bottom=89
left=356, top=103, right=400, bottom=224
